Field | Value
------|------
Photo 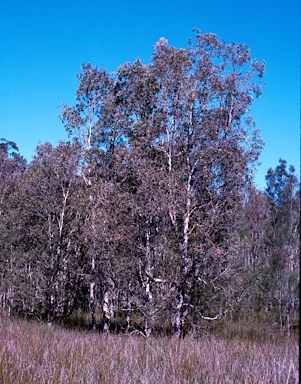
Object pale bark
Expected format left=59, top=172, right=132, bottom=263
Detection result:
left=89, top=280, right=96, bottom=330
left=102, top=290, right=111, bottom=333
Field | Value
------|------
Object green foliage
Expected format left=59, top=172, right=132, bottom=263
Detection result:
left=0, top=31, right=299, bottom=337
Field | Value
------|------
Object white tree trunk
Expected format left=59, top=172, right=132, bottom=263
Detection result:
left=102, top=290, right=111, bottom=333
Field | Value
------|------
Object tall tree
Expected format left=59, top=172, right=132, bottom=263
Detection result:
left=150, top=32, right=264, bottom=336
left=61, top=63, right=128, bottom=331
left=0, top=139, right=27, bottom=314
left=61, top=30, right=265, bottom=336
left=12, top=142, right=86, bottom=323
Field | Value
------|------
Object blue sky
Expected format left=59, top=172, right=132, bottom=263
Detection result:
left=1, top=0, right=300, bottom=188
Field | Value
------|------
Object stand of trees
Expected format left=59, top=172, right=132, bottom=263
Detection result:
left=0, top=31, right=299, bottom=337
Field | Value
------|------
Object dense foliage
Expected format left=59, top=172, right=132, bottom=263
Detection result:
left=0, top=31, right=299, bottom=337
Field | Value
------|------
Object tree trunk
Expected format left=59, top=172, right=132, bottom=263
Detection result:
left=89, top=279, right=96, bottom=331
left=102, top=290, right=111, bottom=333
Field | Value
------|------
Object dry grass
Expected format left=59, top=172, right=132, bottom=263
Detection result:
left=0, top=313, right=298, bottom=383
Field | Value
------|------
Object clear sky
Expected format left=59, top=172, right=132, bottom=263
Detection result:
left=1, top=0, right=300, bottom=189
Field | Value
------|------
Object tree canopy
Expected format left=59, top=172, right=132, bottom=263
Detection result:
left=0, top=31, right=298, bottom=337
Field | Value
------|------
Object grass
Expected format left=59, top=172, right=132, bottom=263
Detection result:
left=0, top=313, right=299, bottom=383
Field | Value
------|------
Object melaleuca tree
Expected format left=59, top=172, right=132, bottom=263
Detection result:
left=112, top=60, right=174, bottom=336
left=61, top=63, right=132, bottom=331
left=240, top=185, right=269, bottom=267
left=12, top=142, right=86, bottom=323
left=61, top=29, right=265, bottom=336
left=0, top=139, right=27, bottom=314
left=149, top=32, right=264, bottom=336
left=264, top=159, right=300, bottom=323
left=234, top=184, right=270, bottom=317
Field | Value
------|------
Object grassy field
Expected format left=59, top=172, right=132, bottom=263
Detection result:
left=0, top=313, right=298, bottom=383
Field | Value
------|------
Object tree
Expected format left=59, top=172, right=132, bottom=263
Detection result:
left=61, top=30, right=265, bottom=336
left=234, top=184, right=270, bottom=317
left=0, top=139, right=27, bottom=314
left=264, top=159, right=300, bottom=323
left=61, top=63, right=129, bottom=331
left=10, top=142, right=86, bottom=323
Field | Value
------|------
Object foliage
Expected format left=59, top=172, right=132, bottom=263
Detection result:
left=0, top=30, right=299, bottom=337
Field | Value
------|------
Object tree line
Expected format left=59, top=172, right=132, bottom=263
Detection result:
left=0, top=31, right=299, bottom=337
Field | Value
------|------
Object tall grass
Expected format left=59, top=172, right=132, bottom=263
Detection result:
left=0, top=313, right=298, bottom=383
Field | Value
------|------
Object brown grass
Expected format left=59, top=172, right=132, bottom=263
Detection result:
left=0, top=313, right=298, bottom=383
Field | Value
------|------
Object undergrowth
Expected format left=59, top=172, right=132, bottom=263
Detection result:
left=0, top=312, right=299, bottom=383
